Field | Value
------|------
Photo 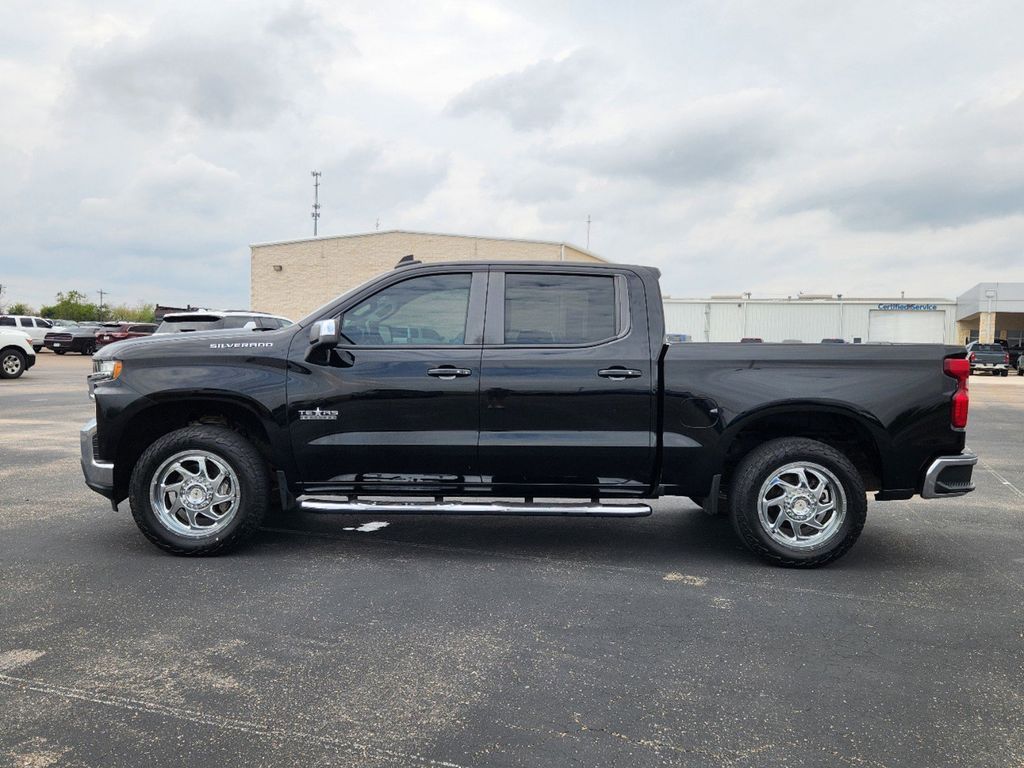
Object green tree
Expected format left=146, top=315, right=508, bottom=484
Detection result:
left=40, top=290, right=100, bottom=322
left=105, top=303, right=156, bottom=323
left=5, top=302, right=35, bottom=315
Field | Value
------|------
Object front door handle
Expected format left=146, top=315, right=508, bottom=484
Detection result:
left=598, top=367, right=643, bottom=380
left=427, top=366, right=473, bottom=380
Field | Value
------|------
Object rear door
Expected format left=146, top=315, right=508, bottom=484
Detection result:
left=477, top=268, right=655, bottom=494
left=288, top=267, right=486, bottom=494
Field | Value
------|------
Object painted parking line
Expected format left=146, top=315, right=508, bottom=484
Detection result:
left=978, top=457, right=1024, bottom=498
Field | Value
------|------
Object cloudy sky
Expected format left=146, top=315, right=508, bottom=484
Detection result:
left=2, top=0, right=1024, bottom=311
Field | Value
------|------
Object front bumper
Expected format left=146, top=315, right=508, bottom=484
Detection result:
left=921, top=449, right=977, bottom=498
left=80, top=419, right=115, bottom=499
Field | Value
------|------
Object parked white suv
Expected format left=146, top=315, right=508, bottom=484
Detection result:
left=0, top=315, right=53, bottom=352
left=155, top=310, right=292, bottom=333
left=0, top=329, right=37, bottom=378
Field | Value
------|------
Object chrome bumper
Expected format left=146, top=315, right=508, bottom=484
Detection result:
left=921, top=449, right=977, bottom=498
left=80, top=419, right=114, bottom=497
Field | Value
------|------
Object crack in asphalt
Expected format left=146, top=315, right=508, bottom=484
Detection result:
left=0, top=672, right=469, bottom=768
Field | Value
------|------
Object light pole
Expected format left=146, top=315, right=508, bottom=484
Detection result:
left=311, top=171, right=321, bottom=236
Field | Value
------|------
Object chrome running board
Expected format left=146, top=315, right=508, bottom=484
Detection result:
left=297, top=498, right=652, bottom=517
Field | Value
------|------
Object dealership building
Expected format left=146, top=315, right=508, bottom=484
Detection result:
left=251, top=230, right=605, bottom=322
left=250, top=230, right=1022, bottom=346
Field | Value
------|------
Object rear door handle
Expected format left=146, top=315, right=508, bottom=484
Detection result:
left=598, top=367, right=643, bottom=380
left=427, top=366, right=473, bottom=380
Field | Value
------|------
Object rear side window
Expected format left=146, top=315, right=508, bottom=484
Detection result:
left=503, top=274, right=617, bottom=345
left=0, top=317, right=14, bottom=326
left=17, top=317, right=31, bottom=326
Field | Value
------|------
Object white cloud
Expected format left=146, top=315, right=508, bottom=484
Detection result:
left=2, top=0, right=1024, bottom=310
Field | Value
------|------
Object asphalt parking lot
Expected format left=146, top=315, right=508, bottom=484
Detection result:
left=1, top=352, right=1022, bottom=767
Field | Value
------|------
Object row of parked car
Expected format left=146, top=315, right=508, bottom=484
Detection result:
left=0, top=310, right=292, bottom=377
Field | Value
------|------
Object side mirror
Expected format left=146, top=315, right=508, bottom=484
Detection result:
left=308, top=318, right=340, bottom=348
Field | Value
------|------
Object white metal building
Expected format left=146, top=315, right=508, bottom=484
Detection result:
left=663, top=296, right=958, bottom=344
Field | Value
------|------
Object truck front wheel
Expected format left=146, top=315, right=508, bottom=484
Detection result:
left=1, top=348, right=26, bottom=379
left=729, top=438, right=866, bottom=567
left=128, top=425, right=269, bottom=555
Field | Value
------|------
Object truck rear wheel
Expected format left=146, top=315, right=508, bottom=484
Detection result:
left=128, top=425, right=269, bottom=556
left=728, top=438, right=866, bottom=567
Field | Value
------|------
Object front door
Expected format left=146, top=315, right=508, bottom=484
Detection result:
left=288, top=269, right=486, bottom=495
left=477, top=269, right=655, bottom=495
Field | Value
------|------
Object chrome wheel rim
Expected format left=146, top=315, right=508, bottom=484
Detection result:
left=2, top=353, right=21, bottom=374
left=149, top=450, right=240, bottom=538
left=757, top=461, right=846, bottom=550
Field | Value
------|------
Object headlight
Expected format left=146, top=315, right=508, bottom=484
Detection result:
left=92, top=359, right=123, bottom=379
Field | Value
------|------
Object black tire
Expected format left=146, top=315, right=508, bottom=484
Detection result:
left=82, top=342, right=96, bottom=356
left=32, top=345, right=42, bottom=353
left=54, top=349, right=66, bottom=355
left=129, top=425, right=269, bottom=556
left=1001, top=370, right=1009, bottom=377
left=0, top=348, right=26, bottom=379
left=728, top=437, right=867, bottom=568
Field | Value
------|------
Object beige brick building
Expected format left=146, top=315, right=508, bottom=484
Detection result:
left=250, top=230, right=607, bottom=321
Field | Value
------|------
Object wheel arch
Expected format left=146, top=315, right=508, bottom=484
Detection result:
left=112, top=394, right=284, bottom=500
left=718, top=402, right=888, bottom=491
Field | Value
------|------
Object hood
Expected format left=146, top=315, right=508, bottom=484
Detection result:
left=93, top=326, right=295, bottom=360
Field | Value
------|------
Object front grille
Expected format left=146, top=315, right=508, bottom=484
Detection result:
left=46, top=333, right=73, bottom=342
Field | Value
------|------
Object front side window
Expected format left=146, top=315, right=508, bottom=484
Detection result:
left=504, top=274, right=617, bottom=345
left=341, top=273, right=472, bottom=346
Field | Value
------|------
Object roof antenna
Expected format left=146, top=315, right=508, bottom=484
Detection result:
left=395, top=254, right=421, bottom=268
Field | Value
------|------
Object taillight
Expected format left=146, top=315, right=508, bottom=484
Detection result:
left=943, top=358, right=970, bottom=429
left=1005, top=353, right=1010, bottom=364
left=969, top=352, right=976, bottom=362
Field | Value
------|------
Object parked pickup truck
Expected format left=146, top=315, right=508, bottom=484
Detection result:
left=81, top=259, right=976, bottom=566
left=966, top=341, right=1010, bottom=376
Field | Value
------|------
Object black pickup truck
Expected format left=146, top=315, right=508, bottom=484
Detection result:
left=81, top=259, right=977, bottom=566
